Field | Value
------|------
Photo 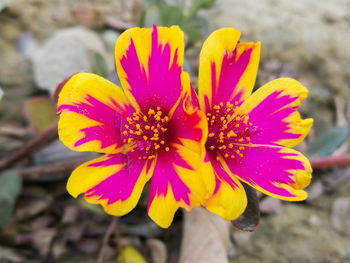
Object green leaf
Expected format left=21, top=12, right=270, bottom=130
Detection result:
left=183, top=26, right=203, bottom=47
left=24, top=96, right=57, bottom=132
left=142, top=5, right=162, bottom=27
left=0, top=197, right=14, bottom=226
left=307, top=126, right=349, bottom=157
left=0, top=171, right=22, bottom=226
left=89, top=51, right=109, bottom=78
left=160, top=5, right=184, bottom=26
left=0, top=171, right=22, bottom=199
left=144, top=0, right=166, bottom=8
left=186, top=0, right=216, bottom=21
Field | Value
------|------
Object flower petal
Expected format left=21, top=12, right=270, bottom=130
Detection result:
left=198, top=28, right=260, bottom=112
left=168, top=72, right=208, bottom=155
left=239, top=78, right=313, bottom=148
left=57, top=72, right=132, bottom=154
left=202, top=152, right=247, bottom=220
left=67, top=153, right=155, bottom=216
left=147, top=144, right=209, bottom=228
left=115, top=25, right=185, bottom=113
left=223, top=144, right=312, bottom=201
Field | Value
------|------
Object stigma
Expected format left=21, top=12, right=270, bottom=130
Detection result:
left=122, top=107, right=170, bottom=159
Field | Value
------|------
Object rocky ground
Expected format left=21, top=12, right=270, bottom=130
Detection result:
left=0, top=0, right=349, bottom=262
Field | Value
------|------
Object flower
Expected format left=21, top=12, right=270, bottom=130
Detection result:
left=196, top=28, right=313, bottom=220
left=57, top=25, right=212, bottom=228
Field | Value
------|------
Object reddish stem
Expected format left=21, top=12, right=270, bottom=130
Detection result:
left=18, top=157, right=92, bottom=179
left=310, top=153, right=350, bottom=169
left=0, top=123, right=58, bottom=170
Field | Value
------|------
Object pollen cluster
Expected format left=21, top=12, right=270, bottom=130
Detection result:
left=206, top=101, right=254, bottom=159
left=122, top=107, right=170, bottom=159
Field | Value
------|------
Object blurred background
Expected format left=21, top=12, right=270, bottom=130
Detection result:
left=0, top=0, right=349, bottom=262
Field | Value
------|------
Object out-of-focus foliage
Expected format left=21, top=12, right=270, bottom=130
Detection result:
left=138, top=0, right=215, bottom=47
left=0, top=171, right=22, bottom=226
left=89, top=51, right=109, bottom=78
left=0, top=0, right=10, bottom=12
left=307, top=126, right=349, bottom=157
left=24, top=97, right=57, bottom=132
left=117, top=246, right=147, bottom=263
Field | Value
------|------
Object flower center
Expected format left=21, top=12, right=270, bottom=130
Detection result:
left=206, top=102, right=254, bottom=159
left=122, top=107, right=170, bottom=159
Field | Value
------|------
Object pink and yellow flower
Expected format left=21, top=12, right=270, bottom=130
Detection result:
left=57, top=26, right=212, bottom=228
left=197, top=28, right=313, bottom=220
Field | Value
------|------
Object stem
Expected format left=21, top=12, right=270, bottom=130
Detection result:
left=97, top=217, right=118, bottom=263
left=310, top=153, right=350, bottom=169
left=0, top=122, right=58, bottom=170
left=17, top=157, right=92, bottom=179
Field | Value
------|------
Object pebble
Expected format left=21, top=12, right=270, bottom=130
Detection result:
left=32, top=26, right=110, bottom=96
left=330, top=197, right=350, bottom=236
